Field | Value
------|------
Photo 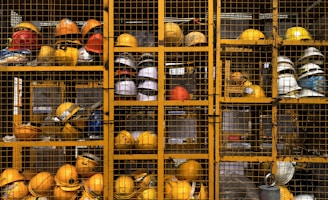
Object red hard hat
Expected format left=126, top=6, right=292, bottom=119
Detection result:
left=169, top=85, right=190, bottom=100
left=8, top=30, right=40, bottom=51
left=85, top=33, right=103, bottom=53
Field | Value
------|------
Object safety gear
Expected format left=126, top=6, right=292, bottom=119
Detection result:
left=115, top=33, right=138, bottom=47
left=230, top=72, right=250, bottom=86
left=114, top=54, right=137, bottom=71
left=171, top=180, right=208, bottom=200
left=277, top=63, right=296, bottom=75
left=294, top=194, right=315, bottom=200
left=78, top=47, right=94, bottom=63
left=278, top=74, right=302, bottom=95
left=85, top=33, right=103, bottom=53
left=1, top=181, right=29, bottom=200
left=13, top=123, right=41, bottom=141
left=184, top=31, right=207, bottom=46
left=61, top=123, right=83, bottom=140
left=0, top=168, right=25, bottom=187
left=55, top=46, right=79, bottom=66
left=298, top=47, right=324, bottom=62
left=285, top=26, right=312, bottom=41
left=298, top=75, right=326, bottom=94
left=298, top=63, right=324, bottom=80
left=137, top=80, right=158, bottom=101
left=137, top=53, right=157, bottom=68
left=164, top=22, right=184, bottom=46
left=177, top=160, right=202, bottom=181
left=76, top=153, right=100, bottom=178
left=13, top=22, right=41, bottom=37
left=137, top=188, right=157, bottom=200
left=114, top=130, right=135, bottom=150
left=55, top=18, right=81, bottom=37
left=133, top=172, right=156, bottom=188
left=81, top=19, right=102, bottom=41
left=277, top=56, right=295, bottom=67
left=279, top=186, right=294, bottom=200
left=55, top=39, right=82, bottom=48
left=8, top=30, right=39, bottom=51
left=37, top=46, right=55, bottom=65
left=53, top=186, right=78, bottom=200
left=115, top=80, right=137, bottom=95
left=54, top=164, right=80, bottom=191
left=83, top=173, right=104, bottom=198
left=56, top=102, right=80, bottom=122
left=243, top=85, right=266, bottom=98
left=28, top=172, right=55, bottom=197
left=298, top=88, right=325, bottom=97
left=275, top=162, right=295, bottom=185
left=164, top=175, right=179, bottom=198
left=239, top=29, right=265, bottom=40
left=169, top=85, right=190, bottom=100
left=138, top=67, right=158, bottom=80
left=135, top=131, right=158, bottom=151
left=114, top=175, right=135, bottom=197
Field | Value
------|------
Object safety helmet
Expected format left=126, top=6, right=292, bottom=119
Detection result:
left=61, top=123, right=83, bottom=140
left=170, top=180, right=192, bottom=200
left=1, top=181, right=29, bottom=200
left=0, top=168, right=25, bottom=187
left=275, top=162, right=295, bottom=185
left=115, top=33, right=138, bottom=47
left=56, top=102, right=81, bottom=122
left=177, top=160, right=202, bottom=181
left=137, top=53, right=157, bottom=68
left=28, top=172, right=55, bottom=197
left=230, top=72, right=250, bottom=86
left=277, top=56, right=295, bottom=67
left=75, top=153, right=100, bottom=178
left=294, top=194, right=315, bottom=200
left=55, top=46, right=79, bottom=66
left=164, top=22, right=184, bottom=46
left=239, top=29, right=265, bottom=40
left=115, top=80, right=137, bottom=95
left=13, top=123, right=41, bottom=141
left=164, top=175, right=179, bottom=198
left=81, top=19, right=102, bottom=41
left=169, top=85, right=190, bottom=101
left=137, top=80, right=158, bottom=101
left=83, top=173, right=104, bottom=198
left=298, top=88, right=324, bottom=97
left=85, top=33, right=103, bottom=54
left=114, top=54, right=137, bottom=71
left=279, top=186, right=294, bottom=200
left=55, top=39, right=82, bottom=48
left=114, top=130, right=135, bottom=150
left=135, top=131, right=158, bottom=151
left=277, top=63, right=296, bottom=75
left=138, top=67, right=158, bottom=80
left=13, top=22, right=41, bottom=37
left=133, top=172, right=156, bottom=188
left=55, top=18, right=81, bottom=37
left=53, top=186, right=78, bottom=200
left=243, top=84, right=266, bottom=98
left=54, top=164, right=80, bottom=191
left=184, top=31, right=207, bottom=46
left=78, top=47, right=94, bottom=63
left=298, top=47, right=324, bottom=62
left=278, top=74, right=302, bottom=95
left=8, top=30, right=39, bottom=51
left=285, top=26, right=312, bottom=41
left=114, top=175, right=135, bottom=196
left=137, top=188, right=157, bottom=200
left=298, top=63, right=324, bottom=80
left=137, top=92, right=158, bottom=101
left=37, top=45, right=55, bottom=65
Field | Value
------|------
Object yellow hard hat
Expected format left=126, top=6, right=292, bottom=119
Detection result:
left=243, top=84, right=266, bottom=98
left=81, top=19, right=102, bottom=41
left=75, top=153, right=100, bottom=178
left=114, top=130, right=135, bottom=150
left=184, top=31, right=207, bottom=46
left=114, top=175, right=135, bottom=196
left=285, top=26, right=312, bottom=41
left=170, top=180, right=192, bottom=200
left=28, top=171, right=55, bottom=197
left=230, top=72, right=250, bottom=86
left=55, top=46, right=79, bottom=66
left=279, top=186, right=294, bottom=200
left=61, top=123, right=83, bottom=140
left=83, top=173, right=104, bottom=198
left=137, top=188, right=157, bottom=200
left=0, top=168, right=25, bottom=187
left=37, top=45, right=55, bottom=65
left=54, top=164, right=80, bottom=191
left=164, top=175, right=179, bottom=198
left=115, top=33, right=138, bottom=47
left=177, top=160, right=203, bottom=181
left=2, top=181, right=29, bottom=200
left=55, top=18, right=81, bottom=37
left=13, top=22, right=41, bottom=37
left=13, top=123, right=41, bottom=141
left=164, top=22, right=184, bottom=46
left=135, top=131, right=158, bottom=151
left=239, top=29, right=265, bottom=40
left=55, top=102, right=80, bottom=122
left=53, top=186, right=78, bottom=200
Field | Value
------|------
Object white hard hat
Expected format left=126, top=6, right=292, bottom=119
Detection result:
left=137, top=80, right=158, bottom=101
left=298, top=88, right=325, bottom=97
left=138, top=80, right=158, bottom=91
left=298, top=63, right=324, bottom=80
left=115, top=80, right=136, bottom=95
left=278, top=74, right=302, bottom=95
left=275, top=161, right=295, bottom=185
left=137, top=53, right=157, bottom=68
left=78, top=47, right=94, bottom=63
left=137, top=93, right=158, bottom=101
left=294, top=194, right=315, bottom=200
left=298, top=47, right=324, bottom=62
left=114, top=53, right=136, bottom=70
left=138, top=67, right=158, bottom=80
left=277, top=63, right=296, bottom=74
left=277, top=56, right=294, bottom=67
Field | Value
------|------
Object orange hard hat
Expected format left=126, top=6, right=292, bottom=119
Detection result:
left=55, top=18, right=81, bottom=37
left=85, top=33, right=103, bottom=53
left=169, top=85, right=190, bottom=100
left=81, top=19, right=102, bottom=40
